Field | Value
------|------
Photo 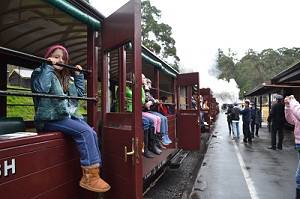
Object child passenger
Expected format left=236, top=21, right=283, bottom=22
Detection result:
left=31, top=45, right=110, bottom=192
left=142, top=74, right=172, bottom=145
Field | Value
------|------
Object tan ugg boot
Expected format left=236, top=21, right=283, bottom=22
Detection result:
left=79, top=164, right=111, bottom=192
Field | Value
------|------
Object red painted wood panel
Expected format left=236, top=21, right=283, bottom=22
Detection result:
left=102, top=126, right=136, bottom=199
left=177, top=110, right=200, bottom=150
left=176, top=72, right=199, bottom=86
left=177, top=73, right=201, bottom=150
left=0, top=133, right=87, bottom=199
left=101, top=1, right=142, bottom=199
left=0, top=132, right=64, bottom=150
left=166, top=115, right=176, bottom=149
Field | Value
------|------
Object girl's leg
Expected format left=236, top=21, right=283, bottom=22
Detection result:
left=236, top=122, right=240, bottom=138
left=142, top=116, right=150, bottom=131
left=149, top=111, right=169, bottom=136
left=296, top=153, right=300, bottom=190
left=142, top=112, right=161, bottom=133
left=77, top=118, right=101, bottom=156
left=44, top=118, right=101, bottom=166
left=227, top=121, right=231, bottom=134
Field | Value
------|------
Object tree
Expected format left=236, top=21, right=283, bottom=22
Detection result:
left=216, top=49, right=236, bottom=81
left=141, top=0, right=180, bottom=70
left=216, top=47, right=300, bottom=98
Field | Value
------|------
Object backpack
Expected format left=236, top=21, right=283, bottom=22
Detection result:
left=231, top=107, right=240, bottom=121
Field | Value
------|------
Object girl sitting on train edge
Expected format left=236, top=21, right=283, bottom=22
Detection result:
left=31, top=44, right=110, bottom=193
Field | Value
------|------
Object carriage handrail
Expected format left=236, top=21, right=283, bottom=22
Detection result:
left=158, top=89, right=174, bottom=95
left=0, top=46, right=91, bottom=74
left=157, top=102, right=175, bottom=106
left=7, top=87, right=32, bottom=92
left=0, top=90, right=97, bottom=101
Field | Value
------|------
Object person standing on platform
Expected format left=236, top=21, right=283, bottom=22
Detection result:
left=254, top=107, right=262, bottom=137
left=240, top=100, right=252, bottom=143
left=225, top=104, right=233, bottom=136
left=268, top=94, right=285, bottom=150
left=231, top=102, right=240, bottom=139
left=284, top=95, right=300, bottom=198
left=250, top=104, right=256, bottom=138
left=250, top=103, right=262, bottom=138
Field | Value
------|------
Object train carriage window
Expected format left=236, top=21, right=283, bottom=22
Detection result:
left=159, top=73, right=174, bottom=103
left=179, top=86, right=188, bottom=110
left=178, top=83, right=198, bottom=110
left=107, top=43, right=134, bottom=113
left=6, top=66, right=35, bottom=121
left=142, top=63, right=156, bottom=98
left=4, top=64, right=88, bottom=121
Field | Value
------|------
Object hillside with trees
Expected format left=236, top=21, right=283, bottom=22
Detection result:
left=216, top=48, right=300, bottom=98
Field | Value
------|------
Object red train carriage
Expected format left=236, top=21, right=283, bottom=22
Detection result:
left=199, top=88, right=213, bottom=130
left=210, top=97, right=219, bottom=122
left=176, top=72, right=201, bottom=150
left=0, top=0, right=202, bottom=198
left=0, top=0, right=102, bottom=198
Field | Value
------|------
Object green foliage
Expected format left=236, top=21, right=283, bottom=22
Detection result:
left=216, top=49, right=236, bottom=81
left=6, top=86, right=87, bottom=120
left=7, top=95, right=34, bottom=121
left=141, top=0, right=180, bottom=71
left=78, top=101, right=87, bottom=115
left=216, top=47, right=300, bottom=98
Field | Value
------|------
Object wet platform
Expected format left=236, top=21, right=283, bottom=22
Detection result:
left=190, top=112, right=298, bottom=199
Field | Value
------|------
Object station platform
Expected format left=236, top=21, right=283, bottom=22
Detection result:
left=190, top=112, right=298, bottom=199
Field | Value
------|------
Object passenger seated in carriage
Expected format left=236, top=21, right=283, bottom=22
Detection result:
left=192, top=93, right=205, bottom=132
left=114, top=74, right=167, bottom=158
left=141, top=74, right=172, bottom=157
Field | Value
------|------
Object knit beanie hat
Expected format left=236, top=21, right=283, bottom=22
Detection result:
left=44, top=45, right=69, bottom=63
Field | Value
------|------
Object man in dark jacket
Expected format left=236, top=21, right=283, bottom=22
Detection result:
left=250, top=105, right=256, bottom=138
left=225, top=104, right=233, bottom=135
left=268, top=94, right=285, bottom=150
left=250, top=104, right=262, bottom=138
left=240, top=100, right=252, bottom=143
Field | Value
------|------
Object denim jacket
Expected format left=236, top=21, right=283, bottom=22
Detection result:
left=31, top=63, right=85, bottom=123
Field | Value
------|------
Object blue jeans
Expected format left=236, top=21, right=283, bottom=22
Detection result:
left=296, top=152, right=300, bottom=189
left=149, top=111, right=168, bottom=136
left=143, top=116, right=154, bottom=131
left=43, top=117, right=101, bottom=166
left=232, top=120, right=240, bottom=138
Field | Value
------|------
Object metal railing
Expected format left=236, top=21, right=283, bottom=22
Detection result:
left=0, top=90, right=97, bottom=101
left=0, top=46, right=91, bottom=73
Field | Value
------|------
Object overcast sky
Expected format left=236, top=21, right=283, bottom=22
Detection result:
left=90, top=0, right=300, bottom=102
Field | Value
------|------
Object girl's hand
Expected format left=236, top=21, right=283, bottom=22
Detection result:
left=284, top=97, right=290, bottom=105
left=75, top=65, right=82, bottom=75
left=47, top=57, right=58, bottom=65
left=145, top=101, right=153, bottom=110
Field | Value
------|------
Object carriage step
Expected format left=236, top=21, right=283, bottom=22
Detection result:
left=169, top=150, right=189, bottom=169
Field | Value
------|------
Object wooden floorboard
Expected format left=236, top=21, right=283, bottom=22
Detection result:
left=143, top=148, right=177, bottom=177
